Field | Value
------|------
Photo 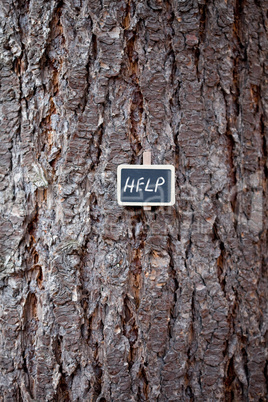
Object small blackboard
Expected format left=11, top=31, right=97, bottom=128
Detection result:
left=117, top=165, right=175, bottom=206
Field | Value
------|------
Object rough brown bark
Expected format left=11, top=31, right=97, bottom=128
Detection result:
left=0, top=0, right=267, bottom=401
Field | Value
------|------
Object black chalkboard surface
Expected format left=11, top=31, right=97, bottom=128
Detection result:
left=117, top=165, right=175, bottom=206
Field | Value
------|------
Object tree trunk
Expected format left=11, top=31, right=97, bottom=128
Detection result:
left=0, top=0, right=267, bottom=400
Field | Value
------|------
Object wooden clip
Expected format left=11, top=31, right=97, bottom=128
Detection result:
left=143, top=151, right=151, bottom=211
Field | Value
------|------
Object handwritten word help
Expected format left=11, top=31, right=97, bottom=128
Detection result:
left=123, top=176, right=165, bottom=193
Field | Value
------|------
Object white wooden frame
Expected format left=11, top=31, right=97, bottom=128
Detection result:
left=117, top=164, right=175, bottom=206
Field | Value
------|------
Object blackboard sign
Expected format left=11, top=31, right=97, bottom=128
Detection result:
left=117, top=165, right=175, bottom=206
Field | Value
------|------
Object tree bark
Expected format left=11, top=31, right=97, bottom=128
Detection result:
left=0, top=0, right=267, bottom=400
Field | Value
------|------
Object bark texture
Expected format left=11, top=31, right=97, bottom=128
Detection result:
left=0, top=0, right=267, bottom=400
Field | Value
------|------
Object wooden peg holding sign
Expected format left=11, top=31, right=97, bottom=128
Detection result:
left=143, top=151, right=152, bottom=211
left=143, top=151, right=151, bottom=165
